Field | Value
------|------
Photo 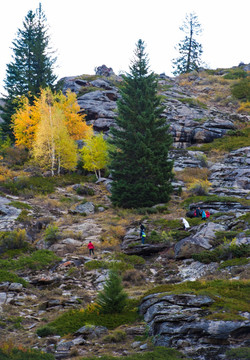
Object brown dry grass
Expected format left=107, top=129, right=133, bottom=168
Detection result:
left=175, top=167, right=210, bottom=184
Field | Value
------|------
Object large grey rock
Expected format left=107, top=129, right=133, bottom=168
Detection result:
left=0, top=196, right=22, bottom=230
left=174, top=222, right=226, bottom=259
left=70, top=201, right=95, bottom=215
left=140, top=292, right=250, bottom=360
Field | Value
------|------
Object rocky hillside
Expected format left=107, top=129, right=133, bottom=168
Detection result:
left=0, top=66, right=249, bottom=360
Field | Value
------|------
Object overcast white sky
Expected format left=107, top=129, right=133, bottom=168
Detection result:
left=0, top=0, right=249, bottom=96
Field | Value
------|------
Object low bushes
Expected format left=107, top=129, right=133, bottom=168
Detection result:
left=0, top=229, right=29, bottom=254
left=0, top=250, right=60, bottom=271
left=0, top=347, right=55, bottom=360
left=192, top=242, right=250, bottom=264
left=48, top=298, right=140, bottom=336
left=0, top=270, right=27, bottom=286
left=226, top=347, right=250, bottom=359
left=188, top=127, right=250, bottom=152
left=1, top=174, right=93, bottom=196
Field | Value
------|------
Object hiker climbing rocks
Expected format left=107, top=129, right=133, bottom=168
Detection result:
left=87, top=241, right=95, bottom=256
left=182, top=218, right=190, bottom=230
left=201, top=210, right=207, bottom=220
left=141, top=230, right=146, bottom=244
left=140, top=222, right=145, bottom=237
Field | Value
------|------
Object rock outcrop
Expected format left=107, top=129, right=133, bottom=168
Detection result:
left=140, top=292, right=250, bottom=360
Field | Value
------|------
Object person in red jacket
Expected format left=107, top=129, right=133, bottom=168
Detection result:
left=87, top=241, right=95, bottom=256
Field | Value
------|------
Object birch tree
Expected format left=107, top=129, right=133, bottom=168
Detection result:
left=33, top=100, right=77, bottom=175
left=81, top=133, right=109, bottom=179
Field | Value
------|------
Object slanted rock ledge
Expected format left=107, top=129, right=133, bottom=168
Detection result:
left=139, top=292, right=250, bottom=360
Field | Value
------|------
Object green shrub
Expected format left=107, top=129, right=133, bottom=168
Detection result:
left=49, top=300, right=139, bottom=336
left=219, top=257, right=249, bottom=269
left=149, top=230, right=162, bottom=243
left=77, top=86, right=104, bottom=97
left=0, top=250, right=60, bottom=271
left=212, top=231, right=240, bottom=246
left=44, top=224, right=59, bottom=244
left=76, top=186, right=95, bottom=196
left=85, top=260, right=109, bottom=270
left=85, top=258, right=135, bottom=272
left=231, top=78, right=250, bottom=101
left=192, top=243, right=250, bottom=264
left=36, top=325, right=57, bottom=337
left=16, top=250, right=61, bottom=270
left=188, top=127, right=250, bottom=152
left=113, top=253, right=145, bottom=266
left=0, top=229, right=28, bottom=254
left=0, top=348, right=55, bottom=360
left=226, top=347, right=250, bottom=359
left=16, top=210, right=33, bottom=223
left=0, top=270, right=27, bottom=286
left=152, top=219, right=182, bottom=229
left=8, top=201, right=32, bottom=210
left=239, top=213, right=250, bottom=224
left=223, top=68, right=248, bottom=79
left=1, top=174, right=93, bottom=196
left=103, top=330, right=126, bottom=343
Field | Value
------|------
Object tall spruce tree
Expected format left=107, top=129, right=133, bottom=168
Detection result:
left=109, top=39, right=173, bottom=208
left=1, top=3, right=57, bottom=137
left=172, top=12, right=203, bottom=75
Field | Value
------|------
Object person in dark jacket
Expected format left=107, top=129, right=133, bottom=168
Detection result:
left=140, top=223, right=145, bottom=237
left=196, top=207, right=201, bottom=217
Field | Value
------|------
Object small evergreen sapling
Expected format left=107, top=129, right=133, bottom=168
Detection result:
left=96, top=270, right=128, bottom=314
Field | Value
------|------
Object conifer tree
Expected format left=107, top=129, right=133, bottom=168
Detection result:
left=1, top=3, right=57, bottom=137
left=96, top=270, right=128, bottom=314
left=172, top=12, right=203, bottom=75
left=109, top=39, right=173, bottom=208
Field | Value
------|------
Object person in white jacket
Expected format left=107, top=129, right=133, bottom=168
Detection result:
left=182, top=218, right=190, bottom=230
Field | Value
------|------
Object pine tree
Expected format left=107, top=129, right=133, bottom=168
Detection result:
left=1, top=3, right=57, bottom=137
left=109, top=39, right=173, bottom=208
left=172, top=12, right=203, bottom=75
left=96, top=270, right=128, bottom=314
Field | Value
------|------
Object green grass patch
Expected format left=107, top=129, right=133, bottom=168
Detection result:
left=113, top=253, right=145, bottom=266
left=192, top=243, right=250, bottom=264
left=77, top=86, right=105, bottom=97
left=80, top=347, right=188, bottom=360
left=219, top=257, right=249, bottom=269
left=188, top=127, right=250, bottom=152
left=0, top=250, right=60, bottom=271
left=143, top=280, right=250, bottom=321
left=49, top=299, right=140, bottom=336
left=8, top=201, right=32, bottom=210
left=212, top=230, right=240, bottom=246
left=0, top=270, right=27, bottom=286
left=151, top=219, right=181, bottom=229
left=223, top=68, right=248, bottom=79
left=0, top=348, right=55, bottom=360
left=239, top=213, right=250, bottom=224
left=226, top=347, right=250, bottom=359
left=1, top=174, right=94, bottom=196
left=85, top=259, right=134, bottom=272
